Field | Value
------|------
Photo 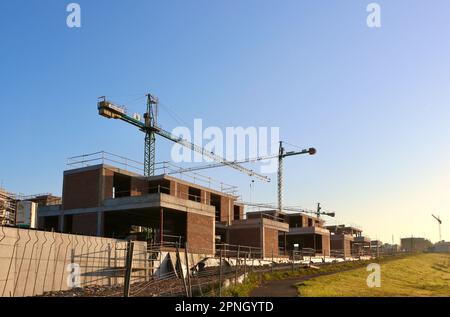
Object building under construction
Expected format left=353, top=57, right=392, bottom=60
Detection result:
left=3, top=149, right=379, bottom=264
left=401, top=237, right=432, bottom=252
left=36, top=153, right=294, bottom=258
left=247, top=210, right=331, bottom=256
left=19, top=94, right=378, bottom=260
left=325, top=224, right=374, bottom=258
left=0, top=188, right=16, bottom=226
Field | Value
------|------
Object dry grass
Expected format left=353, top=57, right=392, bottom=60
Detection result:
left=297, top=253, right=450, bottom=297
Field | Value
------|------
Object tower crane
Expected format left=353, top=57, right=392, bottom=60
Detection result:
left=237, top=201, right=335, bottom=218
left=169, top=141, right=316, bottom=213
left=431, top=214, right=442, bottom=242
left=97, top=94, right=270, bottom=181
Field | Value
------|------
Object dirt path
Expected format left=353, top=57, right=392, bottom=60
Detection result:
left=249, top=268, right=360, bottom=297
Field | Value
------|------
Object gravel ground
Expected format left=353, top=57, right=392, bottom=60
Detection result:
left=39, top=269, right=242, bottom=297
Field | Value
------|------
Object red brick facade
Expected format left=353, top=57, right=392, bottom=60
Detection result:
left=227, top=227, right=261, bottom=248
left=62, top=169, right=101, bottom=210
left=264, top=228, right=279, bottom=256
left=220, top=196, right=232, bottom=224
left=103, top=169, right=114, bottom=199
left=130, top=177, right=147, bottom=196
left=71, top=213, right=97, bottom=236
left=186, top=213, right=214, bottom=254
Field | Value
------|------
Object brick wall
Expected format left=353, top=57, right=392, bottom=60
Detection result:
left=131, top=177, right=147, bottom=196
left=330, top=238, right=344, bottom=251
left=177, top=183, right=189, bottom=200
left=321, top=234, right=330, bottom=256
left=170, top=180, right=177, bottom=196
left=103, top=168, right=114, bottom=199
left=220, top=196, right=232, bottom=224
left=302, top=216, right=309, bottom=227
left=186, top=213, right=214, bottom=254
left=63, top=169, right=101, bottom=210
left=71, top=213, right=98, bottom=236
left=264, top=227, right=279, bottom=257
left=201, top=190, right=211, bottom=205
left=344, top=238, right=352, bottom=257
left=227, top=227, right=261, bottom=249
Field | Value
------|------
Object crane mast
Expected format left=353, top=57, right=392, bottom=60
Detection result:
left=143, top=94, right=158, bottom=176
left=278, top=141, right=284, bottom=214
left=432, top=214, right=442, bottom=241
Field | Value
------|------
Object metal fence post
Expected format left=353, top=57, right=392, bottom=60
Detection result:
left=249, top=248, right=253, bottom=273
left=123, top=241, right=134, bottom=297
left=292, top=250, right=295, bottom=272
left=114, top=244, right=118, bottom=285
left=184, top=242, right=192, bottom=297
left=235, top=245, right=240, bottom=284
left=251, top=255, right=255, bottom=272
left=219, top=246, right=223, bottom=297
left=271, top=249, right=274, bottom=273
left=107, top=243, right=112, bottom=286
left=176, top=243, right=189, bottom=297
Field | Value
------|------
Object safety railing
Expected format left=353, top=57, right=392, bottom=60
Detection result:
left=215, top=243, right=263, bottom=259
left=66, top=151, right=239, bottom=196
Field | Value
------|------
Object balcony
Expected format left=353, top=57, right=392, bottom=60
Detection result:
left=286, top=226, right=330, bottom=236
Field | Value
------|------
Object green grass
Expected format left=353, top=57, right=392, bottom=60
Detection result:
left=262, top=260, right=373, bottom=281
left=297, top=253, right=450, bottom=297
left=222, top=274, right=262, bottom=297
left=222, top=258, right=386, bottom=297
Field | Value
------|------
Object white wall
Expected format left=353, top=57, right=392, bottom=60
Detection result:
left=0, top=226, right=147, bottom=297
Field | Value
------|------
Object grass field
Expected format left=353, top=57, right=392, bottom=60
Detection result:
left=297, top=253, right=450, bottom=297
left=223, top=259, right=376, bottom=297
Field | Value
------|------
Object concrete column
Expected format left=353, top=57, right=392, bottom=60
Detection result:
left=160, top=208, right=164, bottom=244
left=96, top=211, right=104, bottom=236
left=261, top=225, right=265, bottom=258
left=212, top=218, right=216, bottom=255
left=58, top=214, right=64, bottom=232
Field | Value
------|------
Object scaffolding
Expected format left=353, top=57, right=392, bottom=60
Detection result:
left=0, top=188, right=16, bottom=226
left=17, top=193, right=62, bottom=206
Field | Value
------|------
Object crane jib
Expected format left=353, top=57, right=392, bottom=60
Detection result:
left=98, top=97, right=270, bottom=181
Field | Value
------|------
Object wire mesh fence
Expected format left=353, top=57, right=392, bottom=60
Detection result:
left=1, top=225, right=400, bottom=297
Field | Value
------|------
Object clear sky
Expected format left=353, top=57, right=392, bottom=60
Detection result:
left=0, top=0, right=449, bottom=243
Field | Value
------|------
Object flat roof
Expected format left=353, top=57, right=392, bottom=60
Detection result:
left=247, top=210, right=323, bottom=221
left=64, top=164, right=239, bottom=199
left=325, top=224, right=362, bottom=233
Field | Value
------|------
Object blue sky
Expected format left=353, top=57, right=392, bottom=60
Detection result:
left=0, top=0, right=449, bottom=243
